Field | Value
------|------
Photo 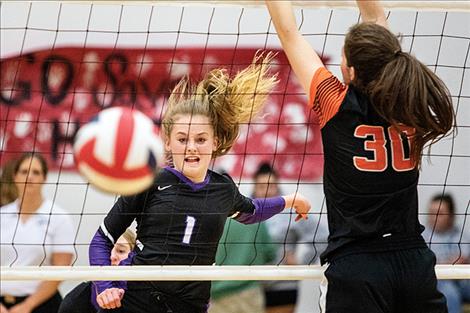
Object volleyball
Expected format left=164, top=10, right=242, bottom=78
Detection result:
left=73, top=107, right=161, bottom=195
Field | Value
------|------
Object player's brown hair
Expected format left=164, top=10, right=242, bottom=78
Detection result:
left=344, top=22, right=455, bottom=167
left=162, top=52, right=278, bottom=158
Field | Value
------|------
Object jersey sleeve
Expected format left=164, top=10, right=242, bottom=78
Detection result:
left=222, top=173, right=256, bottom=217
left=102, top=192, right=148, bottom=243
left=308, top=67, right=348, bottom=128
left=221, top=174, right=287, bottom=224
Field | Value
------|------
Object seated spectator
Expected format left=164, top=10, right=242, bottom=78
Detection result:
left=59, top=229, right=136, bottom=313
left=423, top=193, right=470, bottom=313
left=209, top=219, right=275, bottom=313
left=253, top=163, right=299, bottom=313
left=1, top=152, right=75, bottom=313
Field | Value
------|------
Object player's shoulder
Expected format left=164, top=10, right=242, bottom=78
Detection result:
left=312, top=67, right=345, bottom=90
left=337, top=85, right=370, bottom=115
left=208, top=169, right=236, bottom=186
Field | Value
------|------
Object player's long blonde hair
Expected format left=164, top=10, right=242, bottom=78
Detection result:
left=162, top=52, right=278, bottom=158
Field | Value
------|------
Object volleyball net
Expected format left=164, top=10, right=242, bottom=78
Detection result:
left=0, top=1, right=469, bottom=281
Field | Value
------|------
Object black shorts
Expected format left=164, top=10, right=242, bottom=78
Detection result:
left=322, top=247, right=447, bottom=313
left=59, top=282, right=96, bottom=313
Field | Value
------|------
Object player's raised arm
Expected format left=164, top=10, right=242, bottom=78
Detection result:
left=265, top=1, right=323, bottom=94
left=356, top=0, right=388, bottom=27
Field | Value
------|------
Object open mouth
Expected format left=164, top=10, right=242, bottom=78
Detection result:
left=184, top=156, right=200, bottom=163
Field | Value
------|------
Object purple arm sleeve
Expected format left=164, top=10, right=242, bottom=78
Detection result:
left=235, top=196, right=285, bottom=224
left=89, top=228, right=132, bottom=309
left=113, top=251, right=135, bottom=289
left=89, top=251, right=136, bottom=311
left=89, top=228, right=113, bottom=267
left=89, top=229, right=113, bottom=309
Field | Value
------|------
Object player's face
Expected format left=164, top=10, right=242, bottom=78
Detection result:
left=427, top=200, right=453, bottom=233
left=253, top=173, right=279, bottom=198
left=110, top=236, right=132, bottom=266
left=14, top=157, right=46, bottom=196
left=166, top=114, right=218, bottom=183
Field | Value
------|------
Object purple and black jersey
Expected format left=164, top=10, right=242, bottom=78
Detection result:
left=89, top=167, right=285, bottom=310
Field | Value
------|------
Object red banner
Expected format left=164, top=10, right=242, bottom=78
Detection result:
left=0, top=47, right=324, bottom=180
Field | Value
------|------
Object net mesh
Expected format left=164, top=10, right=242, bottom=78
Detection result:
left=0, top=1, right=469, bottom=282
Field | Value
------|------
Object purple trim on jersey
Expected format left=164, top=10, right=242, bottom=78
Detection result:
left=164, top=166, right=210, bottom=191
left=89, top=228, right=134, bottom=308
left=235, top=196, right=285, bottom=224
left=89, top=228, right=113, bottom=267
left=89, top=229, right=114, bottom=308
left=90, top=252, right=136, bottom=311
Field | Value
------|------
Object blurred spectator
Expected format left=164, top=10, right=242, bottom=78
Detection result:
left=209, top=219, right=276, bottom=313
left=1, top=152, right=75, bottom=313
left=295, top=211, right=328, bottom=266
left=293, top=212, right=329, bottom=313
left=423, top=193, right=470, bottom=313
left=253, top=162, right=300, bottom=313
left=0, top=159, right=18, bottom=206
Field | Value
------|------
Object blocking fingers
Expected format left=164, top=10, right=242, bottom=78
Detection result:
left=295, top=213, right=308, bottom=221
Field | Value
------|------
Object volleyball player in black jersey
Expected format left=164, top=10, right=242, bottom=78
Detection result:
left=267, top=1, right=455, bottom=313
left=89, top=53, right=311, bottom=313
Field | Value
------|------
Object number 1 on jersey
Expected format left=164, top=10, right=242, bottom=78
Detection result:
left=182, top=215, right=196, bottom=244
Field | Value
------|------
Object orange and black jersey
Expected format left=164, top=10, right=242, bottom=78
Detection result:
left=309, top=68, right=426, bottom=264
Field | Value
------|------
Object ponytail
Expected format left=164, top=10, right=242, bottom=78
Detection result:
left=369, top=52, right=454, bottom=166
left=200, top=51, right=278, bottom=156
left=345, top=23, right=455, bottom=167
left=162, top=52, right=278, bottom=157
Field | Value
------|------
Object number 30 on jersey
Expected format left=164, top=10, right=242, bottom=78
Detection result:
left=353, top=125, right=415, bottom=172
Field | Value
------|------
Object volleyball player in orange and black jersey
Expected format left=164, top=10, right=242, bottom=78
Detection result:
left=311, top=68, right=425, bottom=262
left=267, top=0, right=455, bottom=312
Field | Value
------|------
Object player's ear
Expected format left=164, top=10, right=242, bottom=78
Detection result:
left=164, top=135, right=171, bottom=152
left=349, top=66, right=356, bottom=82
left=213, top=136, right=219, bottom=152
